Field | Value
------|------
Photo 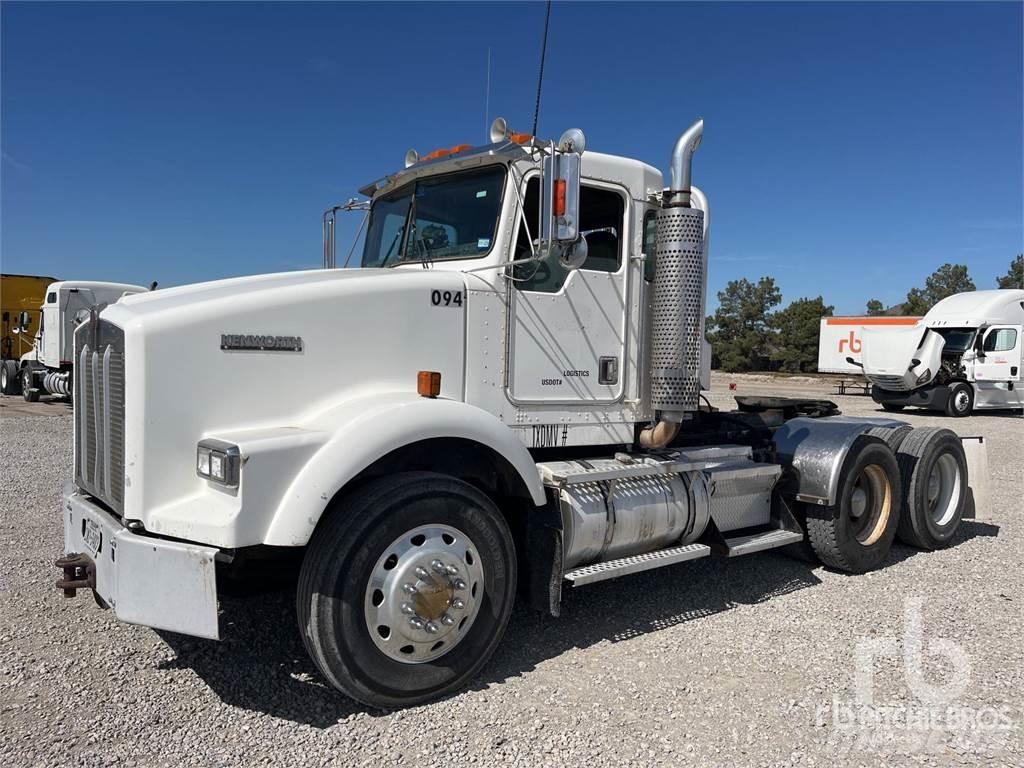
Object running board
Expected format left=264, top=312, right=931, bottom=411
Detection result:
left=564, top=543, right=711, bottom=587
left=722, top=528, right=803, bottom=557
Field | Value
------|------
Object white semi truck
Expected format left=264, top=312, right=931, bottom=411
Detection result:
left=2, top=280, right=146, bottom=400
left=56, top=119, right=986, bottom=708
left=858, top=290, right=1024, bottom=416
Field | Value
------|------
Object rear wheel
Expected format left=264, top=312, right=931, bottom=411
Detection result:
left=945, top=382, right=973, bottom=417
left=895, top=428, right=967, bottom=550
left=806, top=437, right=901, bottom=573
left=0, top=360, right=20, bottom=395
left=297, top=472, right=516, bottom=708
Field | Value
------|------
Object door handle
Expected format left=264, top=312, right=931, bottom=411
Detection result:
left=599, top=356, right=618, bottom=385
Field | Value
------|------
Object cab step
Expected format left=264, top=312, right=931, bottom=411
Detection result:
left=722, top=528, right=804, bottom=557
left=564, top=543, right=711, bottom=587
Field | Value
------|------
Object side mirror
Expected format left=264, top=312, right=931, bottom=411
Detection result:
left=541, top=129, right=586, bottom=249
left=16, top=311, right=30, bottom=331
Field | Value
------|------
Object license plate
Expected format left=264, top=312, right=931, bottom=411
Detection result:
left=83, top=519, right=102, bottom=556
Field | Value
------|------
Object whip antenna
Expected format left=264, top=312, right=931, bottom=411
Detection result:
left=531, top=0, right=552, bottom=137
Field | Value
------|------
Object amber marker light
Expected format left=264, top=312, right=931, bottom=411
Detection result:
left=417, top=371, right=441, bottom=398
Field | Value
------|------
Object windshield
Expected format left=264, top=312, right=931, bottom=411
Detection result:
left=361, top=165, right=506, bottom=268
left=934, top=327, right=976, bottom=352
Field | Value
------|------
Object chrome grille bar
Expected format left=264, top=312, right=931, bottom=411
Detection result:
left=74, top=319, right=126, bottom=515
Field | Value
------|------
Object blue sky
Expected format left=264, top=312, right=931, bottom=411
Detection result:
left=2, top=1, right=1021, bottom=313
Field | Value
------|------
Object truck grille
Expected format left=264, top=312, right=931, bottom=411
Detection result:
left=866, top=374, right=911, bottom=392
left=74, top=319, right=126, bottom=514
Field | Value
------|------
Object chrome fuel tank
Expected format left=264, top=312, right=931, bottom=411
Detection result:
left=540, top=458, right=711, bottom=570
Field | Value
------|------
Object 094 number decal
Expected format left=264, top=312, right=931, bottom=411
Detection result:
left=430, top=290, right=463, bottom=308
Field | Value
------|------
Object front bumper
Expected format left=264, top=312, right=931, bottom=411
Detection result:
left=871, top=383, right=951, bottom=411
left=61, top=486, right=220, bottom=639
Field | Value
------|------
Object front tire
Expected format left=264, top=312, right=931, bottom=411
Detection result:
left=21, top=367, right=38, bottom=402
left=297, top=472, right=516, bottom=708
left=806, top=436, right=901, bottom=574
left=945, top=382, right=973, bottom=417
left=881, top=403, right=904, bottom=412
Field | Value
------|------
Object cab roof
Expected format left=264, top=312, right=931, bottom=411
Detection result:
left=924, top=289, right=1024, bottom=327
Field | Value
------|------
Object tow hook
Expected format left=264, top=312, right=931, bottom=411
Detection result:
left=56, top=552, right=96, bottom=598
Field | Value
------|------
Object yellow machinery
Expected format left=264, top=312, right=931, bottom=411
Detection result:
left=1, top=273, right=57, bottom=362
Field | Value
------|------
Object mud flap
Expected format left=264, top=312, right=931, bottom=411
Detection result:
left=960, top=436, right=990, bottom=521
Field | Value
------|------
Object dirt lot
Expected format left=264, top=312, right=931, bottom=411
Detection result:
left=1, top=376, right=1021, bottom=767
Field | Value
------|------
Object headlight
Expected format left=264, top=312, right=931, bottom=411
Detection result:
left=916, top=368, right=932, bottom=385
left=196, top=439, right=240, bottom=487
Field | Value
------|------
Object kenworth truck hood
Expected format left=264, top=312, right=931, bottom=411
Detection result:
left=861, top=325, right=944, bottom=392
left=96, top=268, right=467, bottom=529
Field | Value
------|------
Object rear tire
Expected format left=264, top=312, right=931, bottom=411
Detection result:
left=806, top=437, right=901, bottom=574
left=895, top=428, right=967, bottom=550
left=945, top=382, right=973, bottom=417
left=297, top=472, right=516, bottom=708
left=0, top=360, right=20, bottom=395
left=881, top=403, right=904, bottom=412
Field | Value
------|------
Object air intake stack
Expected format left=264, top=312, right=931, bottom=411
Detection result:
left=647, top=119, right=706, bottom=423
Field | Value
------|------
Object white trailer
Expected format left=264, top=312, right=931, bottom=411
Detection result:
left=2, top=280, right=146, bottom=400
left=55, top=119, right=988, bottom=708
left=857, top=290, right=1024, bottom=416
left=817, top=316, right=920, bottom=374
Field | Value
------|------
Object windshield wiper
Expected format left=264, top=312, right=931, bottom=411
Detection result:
left=378, top=225, right=405, bottom=268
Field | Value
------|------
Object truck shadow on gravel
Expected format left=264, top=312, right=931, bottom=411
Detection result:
left=156, top=519, right=998, bottom=726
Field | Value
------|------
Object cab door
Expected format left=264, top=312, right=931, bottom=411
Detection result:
left=507, top=178, right=629, bottom=404
left=974, top=326, right=1022, bottom=382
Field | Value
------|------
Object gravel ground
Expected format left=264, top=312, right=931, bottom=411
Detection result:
left=1, top=377, right=1022, bottom=767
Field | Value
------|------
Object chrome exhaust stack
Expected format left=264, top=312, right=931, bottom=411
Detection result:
left=667, top=118, right=703, bottom=207
left=640, top=119, right=707, bottom=448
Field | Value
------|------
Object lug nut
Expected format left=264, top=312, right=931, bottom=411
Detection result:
left=400, top=602, right=416, bottom=615
left=414, top=566, right=429, bottom=579
left=441, top=614, right=455, bottom=626
left=445, top=564, right=458, bottom=576
left=431, top=559, right=446, bottom=574
left=453, top=579, right=466, bottom=590
left=451, top=598, right=465, bottom=610
left=409, top=617, right=424, bottom=629
left=425, top=621, right=439, bottom=634
left=402, top=583, right=418, bottom=595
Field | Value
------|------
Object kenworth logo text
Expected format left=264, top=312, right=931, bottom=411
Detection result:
left=220, top=334, right=304, bottom=352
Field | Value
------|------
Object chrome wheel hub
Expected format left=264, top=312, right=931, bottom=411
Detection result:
left=364, top=524, right=484, bottom=664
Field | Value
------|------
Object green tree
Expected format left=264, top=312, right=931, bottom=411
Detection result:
left=904, top=263, right=975, bottom=315
left=706, top=277, right=781, bottom=372
left=866, top=298, right=884, bottom=316
left=770, top=297, right=835, bottom=372
left=996, top=254, right=1023, bottom=289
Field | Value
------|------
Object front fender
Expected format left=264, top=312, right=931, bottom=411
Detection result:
left=262, top=393, right=546, bottom=546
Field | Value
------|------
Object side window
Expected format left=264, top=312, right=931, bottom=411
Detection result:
left=983, top=328, right=1018, bottom=353
left=642, top=210, right=657, bottom=282
left=514, top=181, right=625, bottom=292
left=47, top=292, right=57, bottom=303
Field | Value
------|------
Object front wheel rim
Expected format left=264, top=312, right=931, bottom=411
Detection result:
left=954, top=390, right=970, bottom=413
left=364, top=523, right=485, bottom=664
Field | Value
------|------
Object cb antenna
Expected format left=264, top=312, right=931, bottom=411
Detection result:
left=531, top=0, right=552, bottom=137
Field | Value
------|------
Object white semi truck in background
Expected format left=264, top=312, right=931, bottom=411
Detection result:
left=55, top=118, right=986, bottom=708
left=1, top=280, right=146, bottom=400
left=858, top=290, right=1024, bottom=416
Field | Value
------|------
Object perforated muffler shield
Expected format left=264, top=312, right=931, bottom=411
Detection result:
left=650, top=206, right=705, bottom=413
